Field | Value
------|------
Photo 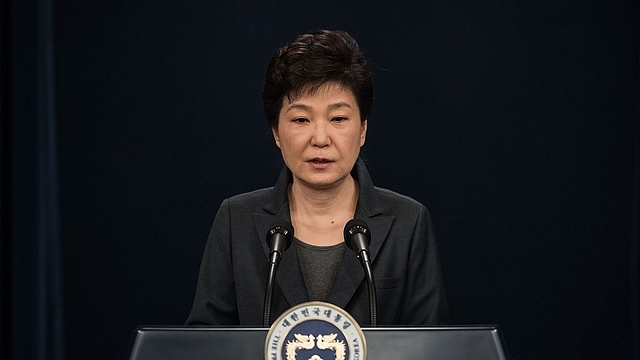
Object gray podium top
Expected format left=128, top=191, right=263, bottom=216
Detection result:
left=127, top=325, right=510, bottom=360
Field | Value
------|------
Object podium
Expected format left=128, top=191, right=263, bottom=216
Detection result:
left=126, top=326, right=510, bottom=360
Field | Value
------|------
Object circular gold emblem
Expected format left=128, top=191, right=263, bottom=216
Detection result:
left=264, top=301, right=367, bottom=360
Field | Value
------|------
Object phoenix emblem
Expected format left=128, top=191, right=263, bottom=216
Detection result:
left=285, top=333, right=346, bottom=360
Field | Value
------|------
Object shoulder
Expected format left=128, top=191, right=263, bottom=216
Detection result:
left=222, top=187, right=274, bottom=210
left=373, top=186, right=428, bottom=213
left=210, top=187, right=276, bottom=231
left=371, top=186, right=433, bottom=227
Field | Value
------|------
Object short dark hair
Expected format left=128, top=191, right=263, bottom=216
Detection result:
left=263, top=30, right=373, bottom=130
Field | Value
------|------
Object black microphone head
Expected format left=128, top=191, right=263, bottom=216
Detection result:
left=266, top=221, right=294, bottom=250
left=343, top=218, right=371, bottom=251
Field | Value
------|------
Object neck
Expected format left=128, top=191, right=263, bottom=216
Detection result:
left=288, top=176, right=359, bottom=221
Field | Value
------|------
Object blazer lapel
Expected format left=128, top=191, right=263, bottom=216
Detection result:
left=253, top=165, right=308, bottom=308
left=327, top=158, right=395, bottom=308
left=253, top=210, right=308, bottom=308
left=326, top=212, right=394, bottom=309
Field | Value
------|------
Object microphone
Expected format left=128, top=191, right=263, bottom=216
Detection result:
left=343, top=219, right=377, bottom=326
left=343, top=219, right=372, bottom=265
left=266, top=221, right=294, bottom=266
left=263, top=221, right=294, bottom=326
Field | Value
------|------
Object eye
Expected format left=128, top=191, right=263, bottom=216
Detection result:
left=292, top=117, right=309, bottom=123
left=331, top=116, right=347, bottom=122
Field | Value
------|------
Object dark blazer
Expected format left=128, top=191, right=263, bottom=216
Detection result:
left=186, top=159, right=449, bottom=326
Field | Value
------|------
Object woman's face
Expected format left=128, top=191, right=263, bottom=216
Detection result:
left=273, top=82, right=367, bottom=190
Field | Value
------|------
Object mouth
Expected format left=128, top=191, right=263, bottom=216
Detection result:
left=308, top=158, right=333, bottom=164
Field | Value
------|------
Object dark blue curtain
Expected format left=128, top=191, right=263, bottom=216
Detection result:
left=0, top=0, right=65, bottom=359
left=633, top=52, right=640, bottom=358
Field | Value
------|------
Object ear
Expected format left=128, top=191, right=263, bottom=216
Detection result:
left=359, top=120, right=367, bottom=147
left=272, top=127, right=281, bottom=149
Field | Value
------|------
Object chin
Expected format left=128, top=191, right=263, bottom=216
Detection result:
left=299, top=174, right=349, bottom=189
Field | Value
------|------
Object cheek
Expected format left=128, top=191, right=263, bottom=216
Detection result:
left=276, top=133, right=299, bottom=153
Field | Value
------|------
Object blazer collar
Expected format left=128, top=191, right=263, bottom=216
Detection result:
left=254, top=158, right=395, bottom=310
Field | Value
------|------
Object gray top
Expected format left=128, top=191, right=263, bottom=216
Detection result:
left=294, top=237, right=346, bottom=301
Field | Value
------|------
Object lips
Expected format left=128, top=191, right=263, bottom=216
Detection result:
left=308, top=158, right=333, bottom=164
left=307, top=158, right=333, bottom=169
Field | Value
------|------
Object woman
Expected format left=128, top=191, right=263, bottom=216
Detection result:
left=186, top=30, right=448, bottom=326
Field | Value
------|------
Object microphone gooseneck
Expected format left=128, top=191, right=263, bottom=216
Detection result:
left=263, top=221, right=294, bottom=327
left=343, top=219, right=377, bottom=326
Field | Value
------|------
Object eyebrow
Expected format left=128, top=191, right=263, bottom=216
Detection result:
left=285, top=102, right=352, bottom=112
left=286, top=104, right=311, bottom=112
left=329, top=102, right=352, bottom=110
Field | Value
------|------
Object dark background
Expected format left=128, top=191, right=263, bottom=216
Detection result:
left=2, top=0, right=639, bottom=359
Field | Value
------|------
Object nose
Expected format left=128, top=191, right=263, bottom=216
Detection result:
left=311, top=121, right=330, bottom=147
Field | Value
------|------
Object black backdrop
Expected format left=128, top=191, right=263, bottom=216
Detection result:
left=13, top=0, right=637, bottom=359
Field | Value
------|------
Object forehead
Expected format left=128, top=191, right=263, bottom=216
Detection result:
left=283, top=82, right=356, bottom=106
